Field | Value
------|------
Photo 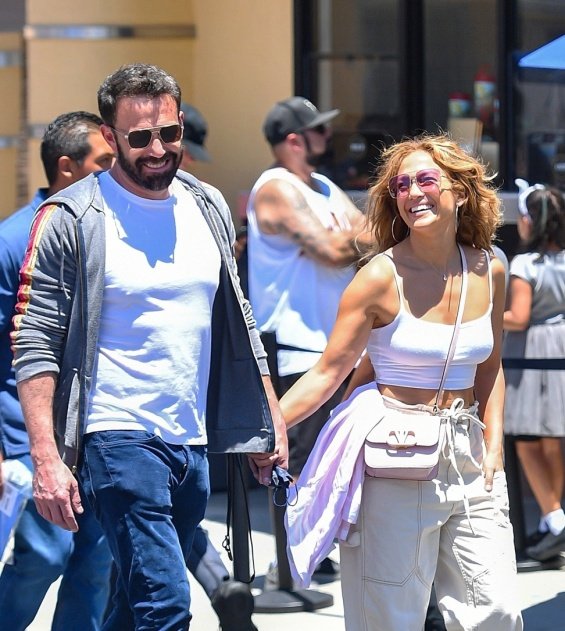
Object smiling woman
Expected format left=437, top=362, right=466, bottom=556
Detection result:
left=387, top=168, right=444, bottom=199
left=367, top=134, right=501, bottom=253
left=280, top=134, right=523, bottom=630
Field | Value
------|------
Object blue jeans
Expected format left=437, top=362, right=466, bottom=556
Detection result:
left=0, top=454, right=112, bottom=631
left=80, top=431, right=209, bottom=631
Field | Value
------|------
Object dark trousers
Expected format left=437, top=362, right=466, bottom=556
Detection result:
left=425, top=585, right=447, bottom=631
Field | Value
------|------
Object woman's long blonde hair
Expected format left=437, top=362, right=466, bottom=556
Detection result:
left=365, top=133, right=502, bottom=255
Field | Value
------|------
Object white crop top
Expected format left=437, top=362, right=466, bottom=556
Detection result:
left=367, top=249, right=494, bottom=390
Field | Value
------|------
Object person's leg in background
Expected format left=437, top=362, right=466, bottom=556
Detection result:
left=541, top=437, right=565, bottom=502
left=187, top=524, right=229, bottom=598
left=51, top=490, right=113, bottom=631
left=187, top=525, right=257, bottom=631
left=0, top=453, right=73, bottom=631
left=516, top=438, right=563, bottom=524
left=516, top=437, right=565, bottom=559
left=424, top=585, right=447, bottom=631
left=0, top=498, right=73, bottom=631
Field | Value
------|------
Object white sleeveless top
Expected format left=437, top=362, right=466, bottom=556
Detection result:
left=246, top=167, right=355, bottom=377
left=367, top=250, right=494, bottom=390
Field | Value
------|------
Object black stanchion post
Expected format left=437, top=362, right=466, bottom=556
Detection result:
left=502, top=357, right=565, bottom=572
left=253, top=332, right=334, bottom=613
left=271, top=499, right=293, bottom=589
left=504, top=435, right=527, bottom=552
left=253, top=488, right=334, bottom=613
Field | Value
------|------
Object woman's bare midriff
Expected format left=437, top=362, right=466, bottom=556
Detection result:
left=377, top=383, right=476, bottom=409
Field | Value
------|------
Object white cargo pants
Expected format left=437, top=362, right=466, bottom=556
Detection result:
left=340, top=400, right=523, bottom=631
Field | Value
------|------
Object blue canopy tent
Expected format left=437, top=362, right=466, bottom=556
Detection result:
left=518, top=34, right=565, bottom=82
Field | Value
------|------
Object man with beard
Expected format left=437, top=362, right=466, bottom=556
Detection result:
left=246, top=97, right=369, bottom=583
left=11, top=63, right=288, bottom=630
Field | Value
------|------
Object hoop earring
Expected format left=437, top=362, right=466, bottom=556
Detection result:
left=391, top=215, right=404, bottom=242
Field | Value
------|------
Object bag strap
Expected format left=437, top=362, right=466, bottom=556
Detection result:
left=433, top=244, right=468, bottom=413
left=222, top=454, right=256, bottom=584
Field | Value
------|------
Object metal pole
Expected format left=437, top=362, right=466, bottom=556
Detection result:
left=502, top=358, right=565, bottom=572
left=254, top=332, right=333, bottom=613
left=505, top=434, right=526, bottom=551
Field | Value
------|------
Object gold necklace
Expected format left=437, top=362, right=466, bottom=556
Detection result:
left=410, top=243, right=459, bottom=281
left=428, top=259, right=449, bottom=281
left=418, top=253, right=457, bottom=281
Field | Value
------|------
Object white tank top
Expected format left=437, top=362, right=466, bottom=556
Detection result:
left=367, top=250, right=494, bottom=390
left=246, top=167, right=355, bottom=377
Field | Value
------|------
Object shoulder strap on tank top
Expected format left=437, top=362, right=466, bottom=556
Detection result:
left=381, top=253, right=405, bottom=313
left=482, top=249, right=493, bottom=303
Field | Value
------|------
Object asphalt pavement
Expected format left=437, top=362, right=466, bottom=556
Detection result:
left=22, top=487, right=565, bottom=630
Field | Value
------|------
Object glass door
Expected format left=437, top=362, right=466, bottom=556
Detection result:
left=295, top=0, right=404, bottom=190
left=513, top=1, right=565, bottom=189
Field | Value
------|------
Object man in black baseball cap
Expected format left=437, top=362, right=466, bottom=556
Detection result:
left=263, top=96, right=340, bottom=146
left=246, top=98, right=371, bottom=588
left=180, top=102, right=211, bottom=168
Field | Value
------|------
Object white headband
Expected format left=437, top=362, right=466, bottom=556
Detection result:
left=515, top=178, right=545, bottom=217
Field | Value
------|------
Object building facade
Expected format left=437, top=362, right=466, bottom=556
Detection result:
left=1, top=0, right=563, bottom=235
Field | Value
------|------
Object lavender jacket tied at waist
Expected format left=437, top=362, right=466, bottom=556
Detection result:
left=284, top=383, right=386, bottom=588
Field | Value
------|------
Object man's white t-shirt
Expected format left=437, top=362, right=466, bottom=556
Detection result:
left=86, top=172, right=221, bottom=444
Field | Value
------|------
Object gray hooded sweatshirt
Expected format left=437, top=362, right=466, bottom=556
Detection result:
left=12, top=170, right=274, bottom=469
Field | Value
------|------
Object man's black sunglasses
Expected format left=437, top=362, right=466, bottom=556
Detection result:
left=110, top=123, right=183, bottom=149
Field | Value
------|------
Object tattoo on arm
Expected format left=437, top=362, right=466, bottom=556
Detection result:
left=256, top=179, right=360, bottom=265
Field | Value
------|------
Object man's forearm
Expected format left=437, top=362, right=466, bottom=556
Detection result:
left=302, top=229, right=365, bottom=267
left=17, top=371, right=83, bottom=531
left=17, top=372, right=59, bottom=464
left=261, top=375, right=289, bottom=467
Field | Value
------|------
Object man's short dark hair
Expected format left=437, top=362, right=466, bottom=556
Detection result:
left=40, top=111, right=104, bottom=186
left=97, top=63, right=181, bottom=127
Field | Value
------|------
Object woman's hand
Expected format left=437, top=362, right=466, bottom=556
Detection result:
left=482, top=449, right=504, bottom=492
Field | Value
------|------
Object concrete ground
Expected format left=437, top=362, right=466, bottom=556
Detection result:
left=17, top=487, right=565, bottom=630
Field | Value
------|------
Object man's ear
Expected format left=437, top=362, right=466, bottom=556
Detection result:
left=57, top=155, right=75, bottom=181
left=286, top=132, right=305, bottom=152
left=101, top=124, right=118, bottom=152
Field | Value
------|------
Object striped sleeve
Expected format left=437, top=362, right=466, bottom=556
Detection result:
left=11, top=203, right=58, bottom=339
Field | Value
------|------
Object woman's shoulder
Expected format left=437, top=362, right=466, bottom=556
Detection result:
left=360, top=250, right=396, bottom=277
left=352, top=251, right=397, bottom=295
left=458, top=243, right=502, bottom=275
